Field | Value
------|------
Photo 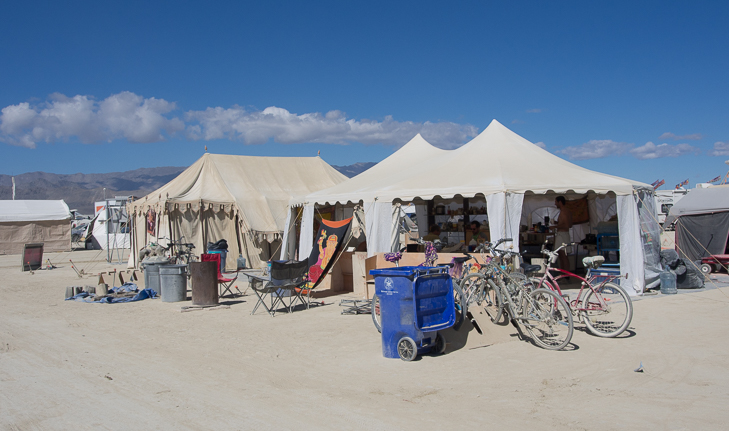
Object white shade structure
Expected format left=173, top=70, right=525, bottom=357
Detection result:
left=292, top=120, right=659, bottom=295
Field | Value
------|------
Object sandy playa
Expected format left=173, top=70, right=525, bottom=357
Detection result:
left=1, top=250, right=728, bottom=430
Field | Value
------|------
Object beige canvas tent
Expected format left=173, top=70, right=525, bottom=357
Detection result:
left=128, top=153, right=347, bottom=269
left=0, top=200, right=72, bottom=255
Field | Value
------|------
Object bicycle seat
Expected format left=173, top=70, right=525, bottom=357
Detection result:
left=582, top=255, right=605, bottom=269
left=521, top=263, right=542, bottom=274
left=452, top=256, right=472, bottom=264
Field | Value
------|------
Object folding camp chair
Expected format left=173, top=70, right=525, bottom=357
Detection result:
left=294, top=284, right=318, bottom=310
left=250, top=259, right=309, bottom=316
left=201, top=253, right=241, bottom=298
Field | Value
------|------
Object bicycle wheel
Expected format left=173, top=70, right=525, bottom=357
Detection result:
left=582, top=282, right=633, bottom=338
left=529, top=277, right=554, bottom=292
left=452, top=282, right=466, bottom=331
left=371, top=294, right=381, bottom=333
left=460, top=273, right=487, bottom=306
left=483, top=279, right=504, bottom=324
left=522, top=288, right=573, bottom=350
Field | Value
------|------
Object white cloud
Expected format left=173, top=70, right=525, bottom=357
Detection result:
left=658, top=132, right=702, bottom=141
left=558, top=140, right=633, bottom=160
left=534, top=141, right=547, bottom=149
left=184, top=106, right=478, bottom=149
left=709, top=141, right=729, bottom=156
left=1, top=93, right=478, bottom=150
left=0, top=92, right=184, bottom=148
left=629, top=141, right=700, bottom=159
left=526, top=109, right=542, bottom=113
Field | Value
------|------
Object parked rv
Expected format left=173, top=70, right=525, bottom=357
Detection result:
left=655, top=189, right=688, bottom=226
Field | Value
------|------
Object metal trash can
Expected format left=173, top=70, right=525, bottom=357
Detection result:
left=159, top=264, right=188, bottom=302
left=190, top=261, right=218, bottom=306
left=369, top=266, right=455, bottom=361
left=141, top=257, right=170, bottom=298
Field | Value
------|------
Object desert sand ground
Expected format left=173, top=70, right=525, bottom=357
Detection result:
left=1, top=249, right=728, bottom=430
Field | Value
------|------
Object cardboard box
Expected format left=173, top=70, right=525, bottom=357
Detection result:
left=364, top=252, right=466, bottom=282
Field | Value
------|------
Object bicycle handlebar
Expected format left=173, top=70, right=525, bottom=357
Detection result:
left=541, top=242, right=578, bottom=257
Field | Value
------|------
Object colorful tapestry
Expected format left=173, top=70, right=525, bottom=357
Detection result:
left=146, top=209, right=156, bottom=235
left=306, top=217, right=352, bottom=288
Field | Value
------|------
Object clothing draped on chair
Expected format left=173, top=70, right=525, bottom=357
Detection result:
left=201, top=253, right=240, bottom=297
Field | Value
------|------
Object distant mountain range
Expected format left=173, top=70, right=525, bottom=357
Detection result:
left=0, top=162, right=376, bottom=215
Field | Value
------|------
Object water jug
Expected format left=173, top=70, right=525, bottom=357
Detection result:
left=660, top=269, right=677, bottom=294
left=237, top=254, right=246, bottom=270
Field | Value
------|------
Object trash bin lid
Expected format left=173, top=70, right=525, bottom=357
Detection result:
left=369, top=266, right=442, bottom=278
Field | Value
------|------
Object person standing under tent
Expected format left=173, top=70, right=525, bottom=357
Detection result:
left=554, top=196, right=573, bottom=270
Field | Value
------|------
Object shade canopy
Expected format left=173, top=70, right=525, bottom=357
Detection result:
left=301, top=120, right=651, bottom=206
left=0, top=200, right=71, bottom=222
left=664, top=185, right=729, bottom=225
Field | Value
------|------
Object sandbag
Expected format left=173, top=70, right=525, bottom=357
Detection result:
left=660, top=249, right=702, bottom=288
left=676, top=262, right=705, bottom=289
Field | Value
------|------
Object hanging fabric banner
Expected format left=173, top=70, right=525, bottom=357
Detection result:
left=305, top=217, right=352, bottom=288
left=146, top=209, right=156, bottom=235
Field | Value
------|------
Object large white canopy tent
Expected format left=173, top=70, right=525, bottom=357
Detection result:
left=129, top=153, right=347, bottom=270
left=0, top=200, right=72, bottom=254
left=290, top=120, right=660, bottom=295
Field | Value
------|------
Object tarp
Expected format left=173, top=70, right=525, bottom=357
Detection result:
left=128, top=153, right=347, bottom=270
left=675, top=212, right=729, bottom=262
left=0, top=200, right=71, bottom=222
left=664, top=186, right=729, bottom=262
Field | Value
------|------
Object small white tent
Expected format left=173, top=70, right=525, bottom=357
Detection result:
left=0, top=200, right=72, bottom=254
left=292, top=120, right=660, bottom=295
left=129, top=153, right=348, bottom=270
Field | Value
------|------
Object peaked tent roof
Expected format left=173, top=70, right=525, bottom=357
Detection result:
left=297, top=133, right=447, bottom=206
left=130, top=153, right=347, bottom=233
left=303, top=120, right=650, bottom=205
left=0, top=200, right=71, bottom=222
left=664, top=185, right=729, bottom=224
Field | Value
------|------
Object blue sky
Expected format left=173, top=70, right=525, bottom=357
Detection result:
left=1, top=1, right=728, bottom=189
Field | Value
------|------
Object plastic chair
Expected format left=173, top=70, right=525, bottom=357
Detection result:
left=201, top=253, right=240, bottom=297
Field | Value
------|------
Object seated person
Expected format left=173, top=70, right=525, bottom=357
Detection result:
left=466, top=220, right=489, bottom=246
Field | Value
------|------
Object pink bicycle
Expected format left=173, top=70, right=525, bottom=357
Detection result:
left=528, top=243, right=633, bottom=338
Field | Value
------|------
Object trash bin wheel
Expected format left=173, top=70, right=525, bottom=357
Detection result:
left=433, top=332, right=446, bottom=355
left=700, top=263, right=712, bottom=274
left=397, top=336, right=417, bottom=362
left=371, top=294, right=381, bottom=333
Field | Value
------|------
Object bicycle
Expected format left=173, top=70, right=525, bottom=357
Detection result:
left=457, top=238, right=535, bottom=324
left=468, top=238, right=574, bottom=350
left=168, top=238, right=197, bottom=265
left=371, top=238, right=468, bottom=333
left=528, top=242, right=633, bottom=338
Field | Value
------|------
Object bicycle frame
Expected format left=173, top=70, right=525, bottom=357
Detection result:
left=534, top=256, right=619, bottom=315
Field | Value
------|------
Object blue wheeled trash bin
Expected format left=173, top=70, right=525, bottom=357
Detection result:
left=369, top=266, right=455, bottom=361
